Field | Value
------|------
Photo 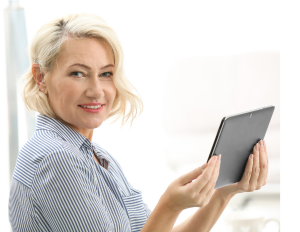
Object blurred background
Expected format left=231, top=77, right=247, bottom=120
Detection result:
left=0, top=0, right=291, bottom=231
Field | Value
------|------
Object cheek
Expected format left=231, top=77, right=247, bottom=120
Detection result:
left=49, top=82, right=82, bottom=110
left=47, top=84, right=60, bottom=109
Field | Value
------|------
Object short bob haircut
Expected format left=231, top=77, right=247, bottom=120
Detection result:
left=22, top=13, right=143, bottom=127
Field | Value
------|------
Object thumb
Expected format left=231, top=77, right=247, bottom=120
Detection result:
left=178, top=163, right=208, bottom=185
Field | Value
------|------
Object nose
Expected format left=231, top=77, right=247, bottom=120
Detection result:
left=85, top=76, right=104, bottom=99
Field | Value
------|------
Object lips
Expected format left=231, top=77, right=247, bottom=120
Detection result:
left=78, top=104, right=104, bottom=113
left=79, top=103, right=105, bottom=106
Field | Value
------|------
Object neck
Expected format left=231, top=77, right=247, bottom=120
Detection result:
left=55, top=116, right=94, bottom=142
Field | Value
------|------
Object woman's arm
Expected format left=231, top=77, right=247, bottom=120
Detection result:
left=141, top=200, right=182, bottom=232
left=171, top=189, right=234, bottom=232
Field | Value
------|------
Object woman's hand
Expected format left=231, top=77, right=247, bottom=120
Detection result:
left=217, top=140, right=269, bottom=197
left=159, top=155, right=221, bottom=213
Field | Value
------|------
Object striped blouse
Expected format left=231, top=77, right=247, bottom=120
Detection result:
left=9, top=114, right=151, bottom=232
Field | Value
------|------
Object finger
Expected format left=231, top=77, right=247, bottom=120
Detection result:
left=264, top=140, right=268, bottom=159
left=200, top=155, right=221, bottom=195
left=249, top=142, right=261, bottom=190
left=212, top=155, right=221, bottom=185
left=239, top=153, right=253, bottom=187
left=263, top=140, right=269, bottom=184
left=184, top=163, right=208, bottom=185
left=178, top=162, right=208, bottom=185
left=256, top=140, right=268, bottom=188
left=193, top=155, right=219, bottom=193
left=206, top=182, right=216, bottom=199
left=264, top=140, right=269, bottom=165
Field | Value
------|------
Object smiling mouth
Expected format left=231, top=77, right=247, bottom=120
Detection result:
left=79, top=105, right=103, bottom=109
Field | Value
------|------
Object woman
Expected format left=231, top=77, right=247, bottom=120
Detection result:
left=9, top=13, right=268, bottom=232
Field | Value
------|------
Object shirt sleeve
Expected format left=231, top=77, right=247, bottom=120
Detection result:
left=143, top=202, right=152, bottom=217
left=32, top=150, right=114, bottom=232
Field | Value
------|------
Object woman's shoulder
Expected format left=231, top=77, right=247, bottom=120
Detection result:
left=13, top=129, right=70, bottom=188
left=21, top=129, right=64, bottom=156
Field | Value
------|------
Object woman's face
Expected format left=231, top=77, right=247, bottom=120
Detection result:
left=43, top=37, right=117, bottom=138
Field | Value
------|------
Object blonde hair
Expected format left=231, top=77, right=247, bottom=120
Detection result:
left=21, top=13, right=143, bottom=127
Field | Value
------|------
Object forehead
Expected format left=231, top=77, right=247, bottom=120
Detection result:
left=56, top=37, right=114, bottom=67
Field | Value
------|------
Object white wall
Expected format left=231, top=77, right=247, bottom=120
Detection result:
left=2, top=0, right=295, bottom=231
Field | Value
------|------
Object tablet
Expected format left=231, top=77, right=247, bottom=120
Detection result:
left=207, top=106, right=275, bottom=189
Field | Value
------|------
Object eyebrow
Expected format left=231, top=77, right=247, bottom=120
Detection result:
left=68, top=63, right=114, bottom=70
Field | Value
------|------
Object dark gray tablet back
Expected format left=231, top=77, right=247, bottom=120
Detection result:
left=208, top=106, right=275, bottom=189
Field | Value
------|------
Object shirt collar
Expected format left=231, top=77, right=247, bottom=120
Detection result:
left=93, top=143, right=112, bottom=163
left=36, top=114, right=91, bottom=150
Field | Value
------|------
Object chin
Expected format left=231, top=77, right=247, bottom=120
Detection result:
left=81, top=119, right=104, bottom=129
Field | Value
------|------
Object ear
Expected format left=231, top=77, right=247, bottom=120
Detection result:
left=32, top=63, right=48, bottom=95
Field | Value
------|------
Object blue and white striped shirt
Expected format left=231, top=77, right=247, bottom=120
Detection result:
left=9, top=114, right=151, bottom=232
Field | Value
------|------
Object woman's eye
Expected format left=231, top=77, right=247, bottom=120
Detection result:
left=100, top=72, right=113, bottom=77
left=71, top=71, right=84, bottom=77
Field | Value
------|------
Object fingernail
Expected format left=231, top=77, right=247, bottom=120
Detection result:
left=255, top=143, right=259, bottom=151
left=250, top=154, right=253, bottom=159
left=263, top=140, right=266, bottom=146
left=259, top=140, right=263, bottom=146
left=219, top=154, right=221, bottom=161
